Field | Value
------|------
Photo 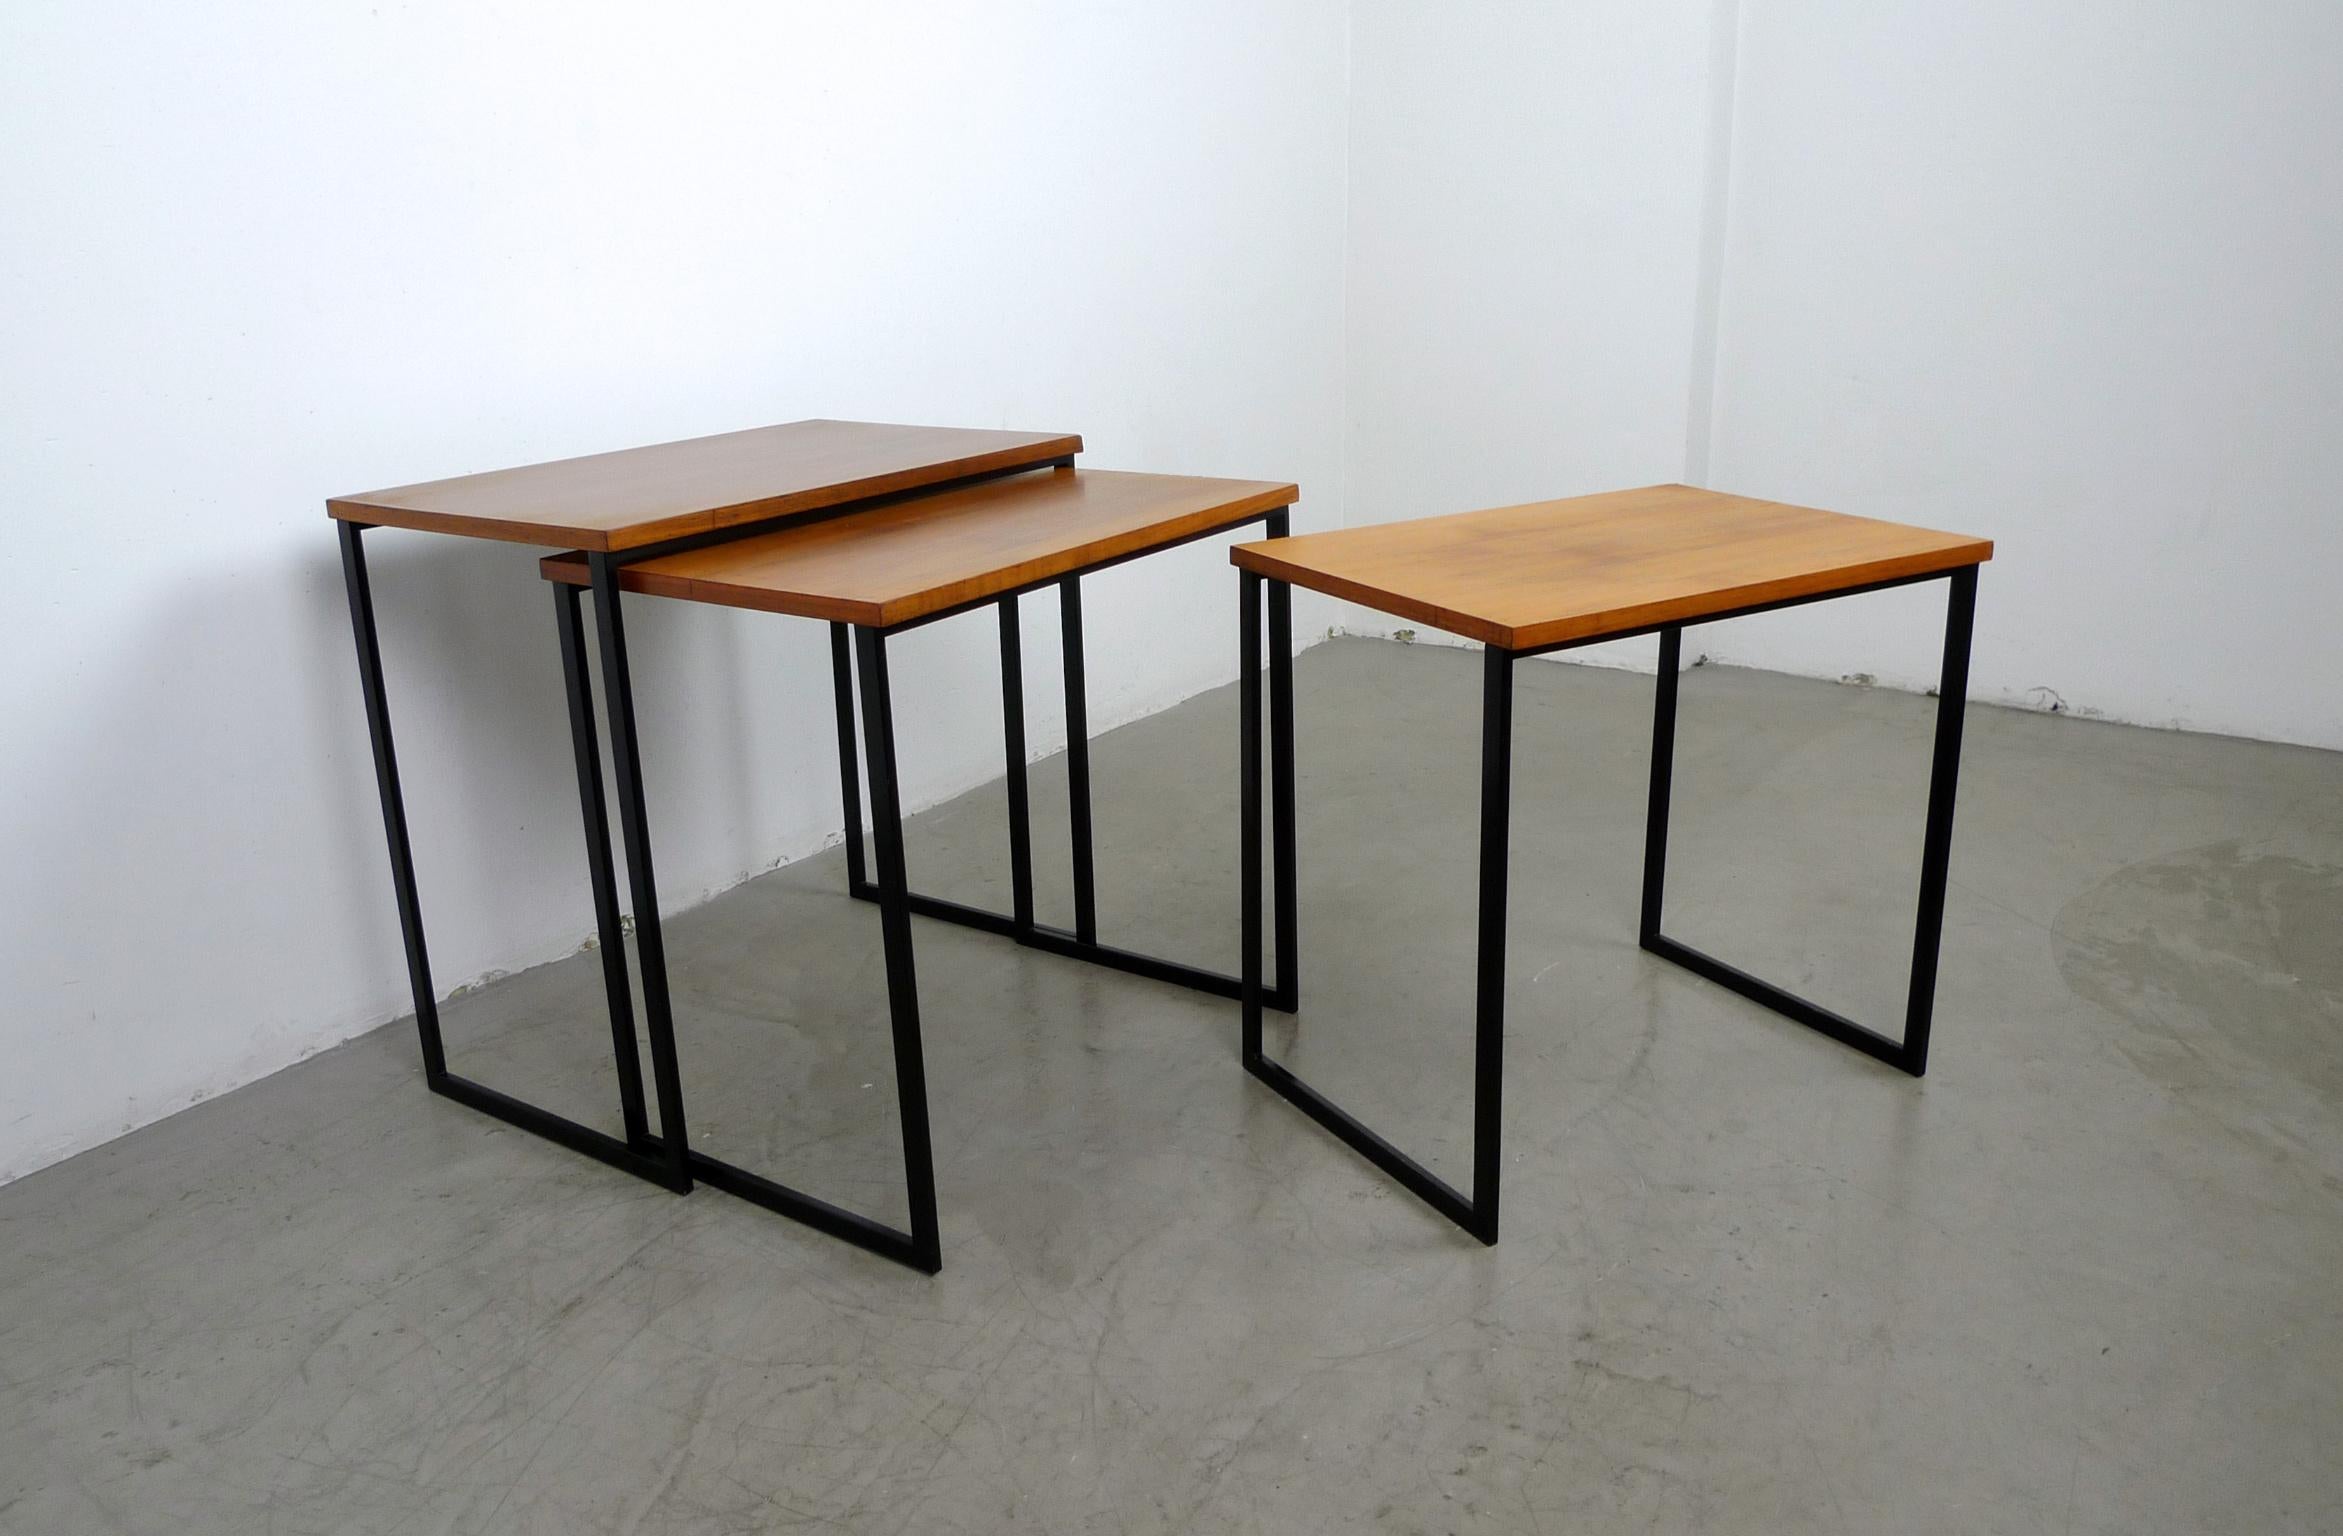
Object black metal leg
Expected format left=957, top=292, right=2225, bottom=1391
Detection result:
left=1639, top=626, right=1682, bottom=945
left=586, top=552, right=694, bottom=1189
left=1265, top=509, right=1299, bottom=1014
left=340, top=524, right=682, bottom=1192
left=1469, top=646, right=1514, bottom=1243
left=855, top=626, right=944, bottom=1272
left=1241, top=573, right=1506, bottom=1245
left=1000, top=597, right=1036, bottom=932
left=555, top=581, right=650, bottom=1146
left=606, top=622, right=943, bottom=1270
left=832, top=584, right=1291, bottom=1008
left=1901, top=565, right=1977, bottom=1073
left=567, top=584, right=939, bottom=1266
left=337, top=522, right=446, bottom=1083
left=826, top=512, right=1299, bottom=1010
left=1060, top=576, right=1098, bottom=944
left=829, top=622, right=867, bottom=893
left=1240, top=572, right=1265, bottom=1065
left=1640, top=566, right=1981, bottom=1077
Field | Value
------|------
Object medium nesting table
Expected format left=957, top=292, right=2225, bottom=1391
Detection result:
left=1229, top=483, right=1993, bottom=1245
left=537, top=465, right=1299, bottom=1270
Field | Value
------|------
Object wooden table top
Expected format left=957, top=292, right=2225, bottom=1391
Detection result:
left=328, top=419, right=1083, bottom=552
left=541, top=467, right=1297, bottom=627
left=1229, top=484, right=1991, bottom=651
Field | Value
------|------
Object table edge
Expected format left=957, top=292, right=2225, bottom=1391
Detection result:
left=326, top=432, right=1085, bottom=552
left=1231, top=536, right=1994, bottom=650
left=542, top=479, right=1300, bottom=628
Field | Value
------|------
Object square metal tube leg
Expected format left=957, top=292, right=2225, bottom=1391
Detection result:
left=339, top=522, right=681, bottom=1192
left=836, top=600, right=1042, bottom=940
left=1240, top=571, right=1507, bottom=1245
left=1638, top=625, right=1682, bottom=948
left=1240, top=573, right=1265, bottom=1063
left=336, top=521, right=446, bottom=1083
left=829, top=621, right=868, bottom=892
left=840, top=605, right=1042, bottom=925
left=1060, top=576, right=1099, bottom=944
left=553, top=581, right=651, bottom=1146
left=854, top=627, right=945, bottom=1272
left=585, top=552, right=695, bottom=1189
left=566, top=604, right=940, bottom=1269
left=1265, top=509, right=1299, bottom=1012
left=1000, top=596, right=1037, bottom=930
left=1900, top=564, right=1979, bottom=1071
left=1639, top=566, right=1980, bottom=1076
left=1468, top=646, right=1513, bottom=1240
left=835, top=566, right=1295, bottom=1011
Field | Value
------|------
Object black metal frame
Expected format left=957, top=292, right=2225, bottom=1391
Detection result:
left=830, top=510, right=1299, bottom=1013
left=338, top=491, right=1299, bottom=1276
left=1237, top=563, right=1981, bottom=1244
left=570, top=574, right=944, bottom=1271
left=338, top=523, right=940, bottom=1269
left=338, top=524, right=690, bottom=1194
left=1639, top=565, right=1979, bottom=1077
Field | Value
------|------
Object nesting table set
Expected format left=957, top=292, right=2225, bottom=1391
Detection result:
left=333, top=422, right=1990, bottom=1273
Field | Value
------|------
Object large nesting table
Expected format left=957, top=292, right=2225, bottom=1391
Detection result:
left=1229, top=483, right=1992, bottom=1244
left=331, top=424, right=1296, bottom=1273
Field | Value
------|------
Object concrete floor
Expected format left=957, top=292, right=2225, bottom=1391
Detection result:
left=4, top=636, right=2339, bottom=1534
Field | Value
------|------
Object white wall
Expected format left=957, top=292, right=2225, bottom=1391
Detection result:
left=11, top=0, right=2338, bottom=1185
left=1344, top=0, right=1722, bottom=669
left=0, top=0, right=1350, bottom=1182
left=1345, top=0, right=2343, bottom=748
left=1700, top=0, right=2343, bottom=747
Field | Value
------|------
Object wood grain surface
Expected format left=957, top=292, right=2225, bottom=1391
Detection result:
left=1230, top=484, right=1990, bottom=650
left=542, top=467, right=1298, bottom=626
left=329, top=420, right=1082, bottom=551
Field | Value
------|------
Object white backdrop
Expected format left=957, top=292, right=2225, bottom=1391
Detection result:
left=1344, top=0, right=1722, bottom=672
left=7, top=0, right=2337, bottom=1184
left=1701, top=0, right=2343, bottom=745
left=1343, top=0, right=2343, bottom=746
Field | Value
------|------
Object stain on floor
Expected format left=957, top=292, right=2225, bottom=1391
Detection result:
left=2055, top=838, right=2343, bottom=1099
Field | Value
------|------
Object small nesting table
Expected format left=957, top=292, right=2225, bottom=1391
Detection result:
left=1229, top=483, right=1992, bottom=1245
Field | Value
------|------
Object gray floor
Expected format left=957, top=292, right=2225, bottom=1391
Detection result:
left=5, top=637, right=2339, bottom=1535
